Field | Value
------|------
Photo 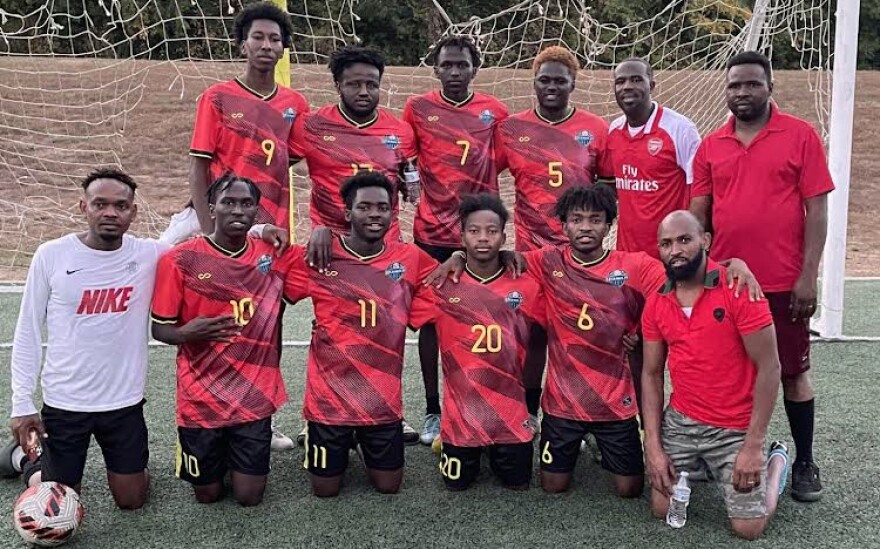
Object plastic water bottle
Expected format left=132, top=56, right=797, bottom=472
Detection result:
left=666, top=471, right=691, bottom=529
left=401, top=160, right=420, bottom=205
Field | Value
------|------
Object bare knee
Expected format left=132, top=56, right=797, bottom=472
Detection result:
left=782, top=372, right=813, bottom=400
left=193, top=483, right=224, bottom=504
left=113, top=492, right=147, bottom=510
left=650, top=488, right=670, bottom=519
left=108, top=471, right=148, bottom=510
left=234, top=491, right=264, bottom=507
left=368, top=469, right=402, bottom=494
left=541, top=472, right=571, bottom=494
left=731, top=517, right=769, bottom=540
left=613, top=475, right=644, bottom=498
left=310, top=475, right=342, bottom=498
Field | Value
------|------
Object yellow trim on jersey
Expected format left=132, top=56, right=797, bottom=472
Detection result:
left=337, top=104, right=379, bottom=129
left=234, top=77, right=278, bottom=101
left=535, top=106, right=575, bottom=126
left=188, top=150, right=213, bottom=159
left=464, top=264, right=505, bottom=284
left=440, top=90, right=474, bottom=108
left=340, top=236, right=386, bottom=261
left=205, top=236, right=249, bottom=258
left=570, top=248, right=609, bottom=268
left=150, top=315, right=179, bottom=325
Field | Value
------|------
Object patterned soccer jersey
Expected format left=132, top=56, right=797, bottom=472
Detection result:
left=290, top=105, right=417, bottom=241
left=403, top=91, right=509, bottom=247
left=189, top=79, right=309, bottom=230
left=496, top=108, right=609, bottom=252
left=150, top=236, right=293, bottom=428
left=523, top=247, right=666, bottom=422
left=410, top=267, right=545, bottom=446
left=285, top=238, right=436, bottom=425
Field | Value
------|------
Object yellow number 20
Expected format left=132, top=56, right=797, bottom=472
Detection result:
left=439, top=452, right=462, bottom=480
left=471, top=324, right=502, bottom=353
left=577, top=303, right=594, bottom=331
left=261, top=139, right=275, bottom=166
left=456, top=139, right=471, bottom=166
left=548, top=161, right=563, bottom=188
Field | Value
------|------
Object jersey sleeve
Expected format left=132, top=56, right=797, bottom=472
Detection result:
left=640, top=295, right=663, bottom=342
left=591, top=121, right=610, bottom=180
left=288, top=110, right=309, bottom=161
left=401, top=119, right=418, bottom=161
left=522, top=249, right=544, bottom=279
left=690, top=140, right=712, bottom=198
left=150, top=252, right=185, bottom=324
left=286, top=94, right=311, bottom=161
left=732, top=291, right=774, bottom=336
left=493, top=123, right=509, bottom=173
left=408, top=287, right=439, bottom=329
left=401, top=99, right=420, bottom=154
left=798, top=126, right=835, bottom=198
left=675, top=120, right=702, bottom=185
left=281, top=246, right=310, bottom=304
left=522, top=275, right=548, bottom=327
left=190, top=91, right=219, bottom=159
left=635, top=252, right=668, bottom=296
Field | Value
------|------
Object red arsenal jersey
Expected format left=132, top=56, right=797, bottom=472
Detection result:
left=285, top=238, right=436, bottom=425
left=290, top=105, right=417, bottom=242
left=150, top=236, right=293, bottom=428
left=410, top=267, right=545, bottom=446
left=403, top=91, right=509, bottom=247
left=523, top=247, right=665, bottom=421
left=496, top=108, right=609, bottom=252
left=601, top=104, right=701, bottom=258
left=189, top=79, right=309, bottom=231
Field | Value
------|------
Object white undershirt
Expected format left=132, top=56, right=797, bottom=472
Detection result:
left=628, top=124, right=646, bottom=137
left=682, top=306, right=693, bottom=318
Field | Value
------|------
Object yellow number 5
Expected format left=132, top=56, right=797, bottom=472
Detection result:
left=548, top=161, right=563, bottom=187
left=577, top=303, right=594, bottom=331
left=456, top=139, right=471, bottom=166
left=261, top=139, right=275, bottom=166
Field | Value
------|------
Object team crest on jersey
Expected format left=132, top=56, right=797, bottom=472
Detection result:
left=385, top=262, right=406, bottom=281
left=647, top=137, right=664, bottom=156
left=383, top=135, right=400, bottom=150
left=575, top=130, right=593, bottom=147
left=505, top=291, right=524, bottom=310
left=479, top=109, right=495, bottom=125
left=283, top=107, right=297, bottom=124
left=256, top=254, right=273, bottom=274
left=606, top=269, right=628, bottom=287
left=126, top=261, right=139, bottom=274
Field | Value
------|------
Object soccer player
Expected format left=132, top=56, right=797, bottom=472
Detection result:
left=151, top=174, right=292, bottom=507
left=402, top=35, right=509, bottom=445
left=2, top=169, right=160, bottom=509
left=291, top=45, right=418, bottom=244
left=642, top=211, right=789, bottom=540
left=690, top=51, right=834, bottom=501
left=283, top=172, right=436, bottom=497
left=409, top=194, right=543, bottom=490
left=186, top=2, right=309, bottom=450
left=602, top=58, right=701, bottom=258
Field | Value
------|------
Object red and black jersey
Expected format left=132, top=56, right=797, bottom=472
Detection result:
left=189, top=79, right=309, bottom=230
left=410, top=268, right=545, bottom=446
left=403, top=91, right=508, bottom=247
left=285, top=238, right=436, bottom=425
left=523, top=247, right=665, bottom=422
left=496, top=108, right=609, bottom=252
left=150, top=236, right=294, bottom=428
left=290, top=105, right=417, bottom=241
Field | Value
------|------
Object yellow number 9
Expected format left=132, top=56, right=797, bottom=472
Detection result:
left=261, top=139, right=275, bottom=166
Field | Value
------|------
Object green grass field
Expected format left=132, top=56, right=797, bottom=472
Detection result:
left=0, top=284, right=879, bottom=548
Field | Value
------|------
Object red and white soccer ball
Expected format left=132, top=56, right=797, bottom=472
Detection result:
left=13, top=482, right=84, bottom=547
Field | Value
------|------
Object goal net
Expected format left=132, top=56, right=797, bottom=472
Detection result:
left=0, top=0, right=832, bottom=281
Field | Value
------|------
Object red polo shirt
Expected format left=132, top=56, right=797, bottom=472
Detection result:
left=690, top=104, right=834, bottom=292
left=641, top=262, right=773, bottom=430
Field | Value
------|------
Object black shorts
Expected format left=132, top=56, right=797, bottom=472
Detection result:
left=41, top=399, right=149, bottom=487
left=176, top=417, right=271, bottom=486
left=539, top=414, right=643, bottom=476
left=414, top=240, right=462, bottom=263
left=304, top=421, right=404, bottom=478
left=440, top=442, right=533, bottom=490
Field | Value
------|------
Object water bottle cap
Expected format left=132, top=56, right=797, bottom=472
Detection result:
left=681, top=471, right=689, bottom=478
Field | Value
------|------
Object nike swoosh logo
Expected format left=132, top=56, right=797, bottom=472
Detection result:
left=66, top=269, right=84, bottom=275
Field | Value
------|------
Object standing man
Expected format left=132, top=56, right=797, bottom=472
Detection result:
left=690, top=51, right=834, bottom=502
left=403, top=35, right=509, bottom=445
left=187, top=1, right=310, bottom=450
left=642, top=211, right=789, bottom=540
left=602, top=58, right=701, bottom=258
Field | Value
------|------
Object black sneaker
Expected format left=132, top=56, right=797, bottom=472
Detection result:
left=791, top=460, right=823, bottom=502
left=0, top=439, right=21, bottom=478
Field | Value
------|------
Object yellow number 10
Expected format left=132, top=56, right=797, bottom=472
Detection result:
left=359, top=298, right=377, bottom=328
left=456, top=139, right=471, bottom=166
left=471, top=324, right=502, bottom=353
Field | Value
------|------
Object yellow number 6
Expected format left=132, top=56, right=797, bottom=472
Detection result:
left=261, top=139, right=275, bottom=166
left=548, top=161, right=563, bottom=188
left=577, top=303, right=594, bottom=331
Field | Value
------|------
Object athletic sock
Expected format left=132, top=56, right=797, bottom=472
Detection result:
left=11, top=446, right=25, bottom=473
left=22, top=458, right=42, bottom=487
left=525, top=388, right=542, bottom=416
left=426, top=395, right=441, bottom=416
left=784, top=398, right=815, bottom=464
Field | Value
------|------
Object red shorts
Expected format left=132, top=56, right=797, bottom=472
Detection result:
left=765, top=291, right=811, bottom=378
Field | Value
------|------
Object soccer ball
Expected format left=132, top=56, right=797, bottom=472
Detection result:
left=13, top=482, right=84, bottom=547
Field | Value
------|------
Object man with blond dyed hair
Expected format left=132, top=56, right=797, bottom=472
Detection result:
left=494, top=45, right=610, bottom=426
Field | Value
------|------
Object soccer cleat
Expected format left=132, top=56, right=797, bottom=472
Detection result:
left=420, top=414, right=441, bottom=445
left=791, top=460, right=823, bottom=502
left=402, top=420, right=419, bottom=445
left=0, top=439, right=21, bottom=478
left=296, top=424, right=308, bottom=447
left=768, top=441, right=790, bottom=496
left=270, top=424, right=295, bottom=451
left=526, top=414, right=540, bottom=437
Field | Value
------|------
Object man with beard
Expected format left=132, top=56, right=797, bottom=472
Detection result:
left=641, top=211, right=789, bottom=540
left=403, top=35, right=509, bottom=446
left=601, top=58, right=701, bottom=258
left=690, top=51, right=834, bottom=501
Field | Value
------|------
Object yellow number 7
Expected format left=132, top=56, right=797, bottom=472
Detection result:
left=456, top=139, right=471, bottom=166
left=548, top=161, right=563, bottom=187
